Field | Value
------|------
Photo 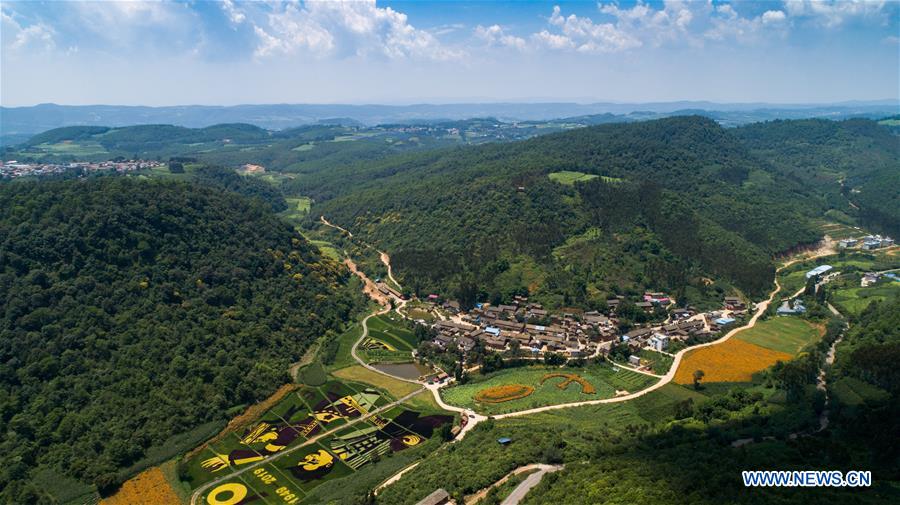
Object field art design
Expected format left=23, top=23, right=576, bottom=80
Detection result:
left=196, top=407, right=452, bottom=505
left=183, top=382, right=388, bottom=488
left=674, top=338, right=792, bottom=384
left=443, top=365, right=658, bottom=415
left=540, top=373, right=596, bottom=394
left=474, top=384, right=535, bottom=403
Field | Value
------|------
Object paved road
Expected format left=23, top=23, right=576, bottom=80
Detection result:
left=189, top=388, right=425, bottom=505
left=500, top=464, right=563, bottom=505
left=319, top=215, right=352, bottom=237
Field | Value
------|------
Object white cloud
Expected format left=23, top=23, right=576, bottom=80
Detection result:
left=531, top=5, right=641, bottom=53
left=222, top=0, right=246, bottom=25
left=1, top=9, right=55, bottom=53
left=474, top=24, right=527, bottom=51
left=884, top=35, right=900, bottom=45
left=252, top=0, right=462, bottom=60
left=762, top=10, right=787, bottom=25
left=783, top=0, right=887, bottom=28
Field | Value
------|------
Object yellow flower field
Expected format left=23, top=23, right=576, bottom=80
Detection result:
left=674, top=338, right=792, bottom=384
left=100, top=467, right=181, bottom=505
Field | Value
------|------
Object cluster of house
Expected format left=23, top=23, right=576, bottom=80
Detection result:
left=429, top=298, right=616, bottom=358
left=861, top=271, right=899, bottom=287
left=424, top=292, right=744, bottom=360
left=0, top=160, right=163, bottom=178
left=838, top=235, right=895, bottom=250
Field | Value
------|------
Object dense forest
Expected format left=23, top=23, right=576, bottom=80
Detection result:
left=735, top=118, right=900, bottom=236
left=307, top=116, right=831, bottom=308
left=0, top=178, right=359, bottom=502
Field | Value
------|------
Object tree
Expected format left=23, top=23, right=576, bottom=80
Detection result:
left=544, top=352, right=566, bottom=366
left=693, top=369, right=705, bottom=390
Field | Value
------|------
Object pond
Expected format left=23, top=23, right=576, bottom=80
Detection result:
left=373, top=362, right=432, bottom=380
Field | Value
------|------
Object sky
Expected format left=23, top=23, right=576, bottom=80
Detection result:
left=1, top=0, right=898, bottom=106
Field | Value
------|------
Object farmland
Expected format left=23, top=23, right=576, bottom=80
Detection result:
left=360, top=314, right=418, bottom=364
left=830, top=282, right=900, bottom=316
left=548, top=170, right=623, bottom=185
left=674, top=338, right=792, bottom=385
left=442, top=364, right=658, bottom=415
left=735, top=317, right=822, bottom=354
left=181, top=375, right=452, bottom=505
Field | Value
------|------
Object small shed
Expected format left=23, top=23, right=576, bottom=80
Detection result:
left=497, top=437, right=512, bottom=445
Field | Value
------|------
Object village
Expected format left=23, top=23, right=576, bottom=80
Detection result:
left=0, top=159, right=164, bottom=178
left=396, top=288, right=753, bottom=375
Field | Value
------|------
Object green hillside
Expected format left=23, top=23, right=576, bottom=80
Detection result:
left=0, top=178, right=360, bottom=502
left=311, top=116, right=825, bottom=308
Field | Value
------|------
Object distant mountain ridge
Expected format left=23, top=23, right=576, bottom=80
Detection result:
left=2, top=101, right=897, bottom=137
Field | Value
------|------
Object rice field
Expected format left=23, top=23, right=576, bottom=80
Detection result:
left=100, top=467, right=181, bottom=505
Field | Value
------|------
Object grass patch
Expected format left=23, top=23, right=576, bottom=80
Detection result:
left=735, top=317, right=822, bottom=354
left=367, top=314, right=417, bottom=350
left=831, top=282, right=900, bottom=316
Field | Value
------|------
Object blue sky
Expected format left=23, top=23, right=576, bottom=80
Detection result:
left=1, top=0, right=898, bottom=106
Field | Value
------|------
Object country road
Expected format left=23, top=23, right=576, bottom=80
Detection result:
left=500, top=464, right=563, bottom=505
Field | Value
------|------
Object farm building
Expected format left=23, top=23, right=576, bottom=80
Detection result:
left=416, top=489, right=451, bottom=505
left=649, top=333, right=670, bottom=351
left=628, top=355, right=642, bottom=366
left=805, top=265, right=833, bottom=279
left=777, top=299, right=806, bottom=315
left=497, top=437, right=512, bottom=445
left=714, top=317, right=736, bottom=326
left=838, top=238, right=858, bottom=248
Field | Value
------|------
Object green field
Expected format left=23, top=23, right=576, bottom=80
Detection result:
left=831, top=281, right=900, bottom=316
left=442, top=364, right=659, bottom=415
left=830, top=376, right=890, bottom=406
left=635, top=349, right=674, bottom=374
left=36, top=141, right=109, bottom=157
left=735, top=317, right=822, bottom=354
left=309, top=239, right=341, bottom=261
left=281, top=196, right=313, bottom=223
left=549, top=170, right=599, bottom=185
left=367, top=314, right=417, bottom=350
left=501, top=383, right=705, bottom=428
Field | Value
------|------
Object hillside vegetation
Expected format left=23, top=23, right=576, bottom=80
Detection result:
left=0, top=178, right=358, bottom=502
left=311, top=116, right=826, bottom=307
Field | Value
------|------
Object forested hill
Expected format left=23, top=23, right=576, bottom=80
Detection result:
left=734, top=118, right=900, bottom=236
left=311, top=116, right=824, bottom=307
left=0, top=178, right=358, bottom=502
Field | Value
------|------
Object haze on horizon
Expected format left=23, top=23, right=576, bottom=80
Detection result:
left=2, top=0, right=899, bottom=107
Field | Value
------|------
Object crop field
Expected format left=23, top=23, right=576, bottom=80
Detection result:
left=674, top=338, right=792, bottom=385
left=634, top=349, right=674, bottom=374
left=735, top=317, right=822, bottom=354
left=549, top=171, right=624, bottom=186
left=361, top=314, right=417, bottom=363
left=100, top=467, right=181, bottom=505
left=332, top=365, right=422, bottom=398
left=830, top=377, right=890, bottom=406
left=193, top=402, right=452, bottom=505
left=36, top=140, right=110, bottom=157
left=831, top=282, right=900, bottom=316
left=442, top=365, right=658, bottom=415
left=281, top=197, right=313, bottom=223
left=549, top=170, right=599, bottom=185
left=181, top=380, right=389, bottom=488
